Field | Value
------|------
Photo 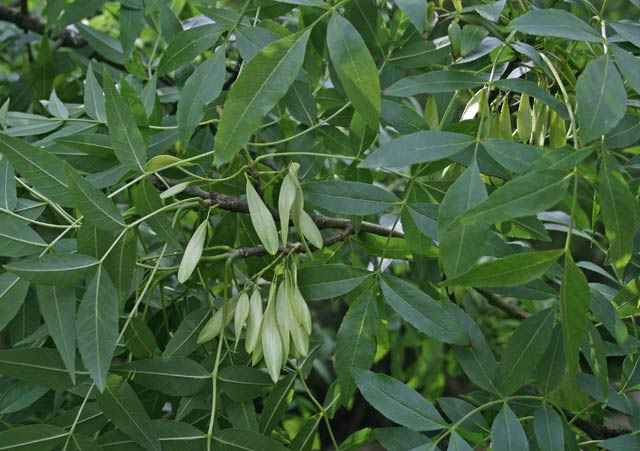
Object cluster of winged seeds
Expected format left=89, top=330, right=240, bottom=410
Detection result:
left=195, top=163, right=320, bottom=381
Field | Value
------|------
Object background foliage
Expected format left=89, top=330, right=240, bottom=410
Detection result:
left=0, top=0, right=639, bottom=450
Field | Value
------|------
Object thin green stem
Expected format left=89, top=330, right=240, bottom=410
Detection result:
left=206, top=258, right=235, bottom=451
left=116, top=243, right=168, bottom=344
left=248, top=103, right=352, bottom=147
left=539, top=53, right=578, bottom=150
left=290, top=361, right=340, bottom=450
left=62, top=383, right=95, bottom=450
left=0, top=206, right=77, bottom=229
left=432, top=396, right=544, bottom=447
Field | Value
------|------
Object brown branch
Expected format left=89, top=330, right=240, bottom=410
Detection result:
left=19, top=0, right=33, bottom=61
left=567, top=414, right=630, bottom=440
left=0, top=4, right=179, bottom=86
left=0, top=4, right=87, bottom=48
left=229, top=225, right=354, bottom=259
left=479, top=290, right=530, bottom=320
left=150, top=177, right=404, bottom=239
left=522, top=386, right=631, bottom=440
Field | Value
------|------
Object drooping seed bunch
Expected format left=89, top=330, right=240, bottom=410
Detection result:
left=258, top=263, right=312, bottom=381
left=196, top=262, right=312, bottom=382
left=457, top=87, right=568, bottom=148
left=195, top=163, right=319, bottom=381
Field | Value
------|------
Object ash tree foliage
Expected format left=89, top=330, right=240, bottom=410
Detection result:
left=1, top=0, right=640, bottom=450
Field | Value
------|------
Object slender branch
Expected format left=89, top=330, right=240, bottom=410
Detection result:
left=0, top=4, right=87, bottom=48
left=479, top=290, right=530, bottom=320
left=19, top=0, right=33, bottom=61
left=150, top=177, right=404, bottom=239
left=229, top=225, right=354, bottom=259
left=566, top=414, right=630, bottom=440
left=0, top=4, right=178, bottom=85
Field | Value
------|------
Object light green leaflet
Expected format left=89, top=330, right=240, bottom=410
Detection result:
left=303, top=180, right=397, bottom=216
left=59, top=0, right=105, bottom=27
left=598, top=149, right=636, bottom=279
left=84, top=62, right=106, bottom=122
left=212, top=429, right=288, bottom=451
left=481, top=140, right=544, bottom=174
left=0, top=215, right=47, bottom=257
left=534, top=403, right=564, bottom=451
left=438, top=161, right=489, bottom=277
left=112, top=358, right=208, bottom=396
left=380, top=275, right=469, bottom=345
left=177, top=46, right=226, bottom=147
left=124, top=317, right=158, bottom=359
left=576, top=56, right=626, bottom=143
left=96, top=376, right=162, bottom=451
left=141, top=75, right=157, bottom=118
left=454, top=169, right=571, bottom=226
left=448, top=432, right=474, bottom=451
left=103, top=70, right=147, bottom=171
left=510, top=9, right=600, bottom=42
left=600, top=435, right=640, bottom=450
left=215, top=30, right=311, bottom=165
left=297, top=264, right=372, bottom=301
left=460, top=25, right=488, bottom=56
left=0, top=155, right=17, bottom=211
left=275, top=0, right=324, bottom=6
left=612, top=45, right=640, bottom=96
left=359, top=131, right=475, bottom=169
left=335, top=285, right=377, bottom=401
left=246, top=180, right=279, bottom=255
left=103, top=230, right=137, bottom=303
left=5, top=254, right=98, bottom=285
left=291, top=414, right=322, bottom=451
left=395, top=0, right=427, bottom=32
left=497, top=309, right=553, bottom=395
left=77, top=265, right=119, bottom=391
left=1, top=386, right=45, bottom=415
left=163, top=308, right=210, bottom=359
left=327, top=14, right=381, bottom=129
left=0, top=348, right=79, bottom=390
left=284, top=78, right=317, bottom=126
left=491, top=403, right=529, bottom=451
left=441, top=250, right=564, bottom=288
left=536, top=327, right=565, bottom=394
left=383, top=70, right=485, bottom=97
left=132, top=180, right=181, bottom=249
left=454, top=313, right=500, bottom=395
left=35, top=285, right=76, bottom=383
left=0, top=98, right=8, bottom=130
left=561, top=255, right=590, bottom=378
left=177, top=219, right=208, bottom=283
left=0, top=272, right=30, bottom=332
left=77, top=24, right=126, bottom=65
left=0, top=424, right=67, bottom=450
left=353, top=369, right=446, bottom=431
left=156, top=24, right=224, bottom=77
left=0, top=132, right=73, bottom=206
left=47, top=90, right=68, bottom=120
left=119, top=3, right=143, bottom=57
left=66, top=164, right=126, bottom=232
left=259, top=373, right=296, bottom=433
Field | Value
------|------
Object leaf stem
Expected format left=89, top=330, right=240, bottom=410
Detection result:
left=290, top=361, right=340, bottom=450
